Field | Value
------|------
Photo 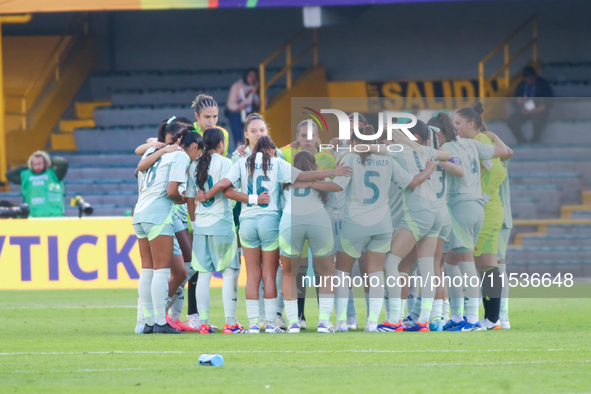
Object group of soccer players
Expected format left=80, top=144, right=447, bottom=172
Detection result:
left=132, top=94, right=513, bottom=334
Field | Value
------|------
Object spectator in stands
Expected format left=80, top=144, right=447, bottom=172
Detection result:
left=5, top=151, right=68, bottom=217
left=507, top=66, right=554, bottom=144
left=226, top=68, right=261, bottom=146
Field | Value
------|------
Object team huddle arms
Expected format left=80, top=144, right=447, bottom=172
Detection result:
left=132, top=98, right=513, bottom=334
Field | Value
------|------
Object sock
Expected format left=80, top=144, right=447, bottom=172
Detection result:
left=481, top=267, right=502, bottom=323
left=136, top=297, right=144, bottom=326
left=276, top=267, right=284, bottom=315
left=442, top=299, right=450, bottom=321
left=138, top=269, right=154, bottom=326
left=346, top=287, right=356, bottom=319
left=168, top=286, right=184, bottom=321
left=196, top=271, right=212, bottom=325
left=408, top=266, right=419, bottom=299
left=222, top=268, right=238, bottom=326
left=406, top=296, right=415, bottom=319
left=411, top=297, right=421, bottom=322
left=318, top=296, right=334, bottom=324
left=400, top=299, right=407, bottom=321
left=151, top=268, right=170, bottom=326
left=458, top=261, right=479, bottom=323
left=297, top=297, right=306, bottom=321
left=444, top=262, right=464, bottom=318
left=384, top=253, right=402, bottom=324
left=246, top=299, right=259, bottom=326
left=334, top=269, right=350, bottom=322
left=498, top=263, right=509, bottom=322
left=284, top=300, right=298, bottom=325
left=258, top=281, right=266, bottom=322
left=430, top=299, right=443, bottom=322
left=264, top=298, right=278, bottom=326
left=367, top=272, right=384, bottom=323
left=297, top=265, right=307, bottom=320
left=417, top=257, right=435, bottom=324
left=187, top=271, right=198, bottom=316
left=364, top=291, right=369, bottom=319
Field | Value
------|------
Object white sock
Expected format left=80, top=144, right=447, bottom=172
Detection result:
left=442, top=299, right=450, bottom=321
left=498, top=263, right=509, bottom=322
left=444, top=262, right=465, bottom=317
left=222, top=268, right=238, bottom=325
left=364, top=291, right=369, bottom=319
left=264, top=298, right=278, bottom=326
left=151, top=268, right=170, bottom=326
left=258, top=281, right=265, bottom=322
left=417, top=257, right=435, bottom=324
left=411, top=297, right=421, bottom=321
left=430, top=299, right=443, bottom=322
left=400, top=299, right=407, bottom=321
left=367, top=272, right=384, bottom=323
left=246, top=299, right=259, bottom=326
left=284, top=300, right=298, bottom=325
left=458, top=261, right=479, bottom=323
left=138, top=269, right=153, bottom=326
left=347, top=287, right=356, bottom=318
left=319, top=296, right=334, bottom=324
left=276, top=268, right=284, bottom=315
left=168, top=286, right=184, bottom=321
left=385, top=253, right=402, bottom=324
left=334, top=269, right=350, bottom=322
left=136, top=297, right=144, bottom=326
left=196, top=271, right=212, bottom=325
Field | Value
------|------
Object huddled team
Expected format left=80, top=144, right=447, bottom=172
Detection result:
left=132, top=94, right=514, bottom=334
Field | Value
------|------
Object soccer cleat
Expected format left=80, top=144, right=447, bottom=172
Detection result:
left=317, top=322, right=335, bottom=333
left=186, top=319, right=200, bottom=330
left=210, top=324, right=219, bottom=332
left=199, top=324, right=215, bottom=334
left=287, top=323, right=301, bottom=333
left=335, top=321, right=349, bottom=332
left=135, top=324, right=144, bottom=334
left=248, top=324, right=260, bottom=334
left=443, top=319, right=465, bottom=331
left=265, top=324, right=284, bottom=333
left=153, top=323, right=182, bottom=334
left=402, top=315, right=414, bottom=329
left=299, top=319, right=307, bottom=330
left=258, top=319, right=267, bottom=330
left=166, top=314, right=182, bottom=331
left=480, top=318, right=502, bottom=330
left=173, top=319, right=200, bottom=332
left=377, top=320, right=404, bottom=332
left=223, top=323, right=246, bottom=334
left=276, top=314, right=288, bottom=330
left=404, top=321, right=430, bottom=332
left=460, top=321, right=482, bottom=331
left=347, top=316, right=358, bottom=330
left=501, top=320, right=511, bottom=329
left=364, top=321, right=378, bottom=332
left=429, top=320, right=443, bottom=332
left=143, top=324, right=154, bottom=334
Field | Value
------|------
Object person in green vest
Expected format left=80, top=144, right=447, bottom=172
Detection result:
left=6, top=151, right=68, bottom=217
left=191, top=94, right=230, bottom=157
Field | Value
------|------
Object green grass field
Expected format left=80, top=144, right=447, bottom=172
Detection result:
left=1, top=288, right=590, bottom=393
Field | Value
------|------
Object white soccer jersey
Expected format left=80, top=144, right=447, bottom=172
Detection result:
left=334, top=153, right=412, bottom=235
left=286, top=178, right=329, bottom=217
left=186, top=153, right=234, bottom=235
left=388, top=145, right=438, bottom=212
left=225, top=153, right=300, bottom=219
left=133, top=150, right=190, bottom=225
left=442, top=138, right=494, bottom=207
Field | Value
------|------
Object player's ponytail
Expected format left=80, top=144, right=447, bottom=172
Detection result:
left=178, top=127, right=203, bottom=151
left=196, top=128, right=225, bottom=190
left=247, top=135, right=275, bottom=179
left=157, top=116, right=188, bottom=143
left=293, top=150, right=329, bottom=204
left=350, top=125, right=379, bottom=165
left=428, top=112, right=457, bottom=144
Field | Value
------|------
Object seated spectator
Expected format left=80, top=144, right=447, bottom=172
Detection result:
left=226, top=68, right=261, bottom=147
left=5, top=151, right=68, bottom=217
left=507, top=66, right=554, bottom=144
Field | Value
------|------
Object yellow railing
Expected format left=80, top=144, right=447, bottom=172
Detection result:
left=259, top=29, right=318, bottom=115
left=479, top=15, right=538, bottom=98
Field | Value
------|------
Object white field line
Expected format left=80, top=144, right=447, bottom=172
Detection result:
left=2, top=360, right=590, bottom=374
left=0, top=348, right=577, bottom=356
left=0, top=305, right=136, bottom=309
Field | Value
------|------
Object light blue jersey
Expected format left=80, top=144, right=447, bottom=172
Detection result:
left=441, top=138, right=495, bottom=207
left=186, top=153, right=234, bottom=235
left=388, top=145, right=438, bottom=212
left=225, top=153, right=300, bottom=220
left=334, top=153, right=412, bottom=236
left=231, top=145, right=285, bottom=164
left=133, top=150, right=190, bottom=225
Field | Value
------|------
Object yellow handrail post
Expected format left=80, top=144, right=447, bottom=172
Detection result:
left=504, top=43, right=510, bottom=89
left=286, top=45, right=292, bottom=90
left=479, top=61, right=485, bottom=99
left=0, top=14, right=32, bottom=185
left=259, top=63, right=266, bottom=115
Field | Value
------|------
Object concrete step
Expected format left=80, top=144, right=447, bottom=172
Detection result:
left=546, top=224, right=591, bottom=235
left=522, top=234, right=591, bottom=248
left=506, top=246, right=591, bottom=261
left=51, top=152, right=140, bottom=166
left=65, top=167, right=136, bottom=180
left=506, top=260, right=591, bottom=277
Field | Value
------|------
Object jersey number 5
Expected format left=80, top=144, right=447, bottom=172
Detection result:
left=364, top=171, right=380, bottom=205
